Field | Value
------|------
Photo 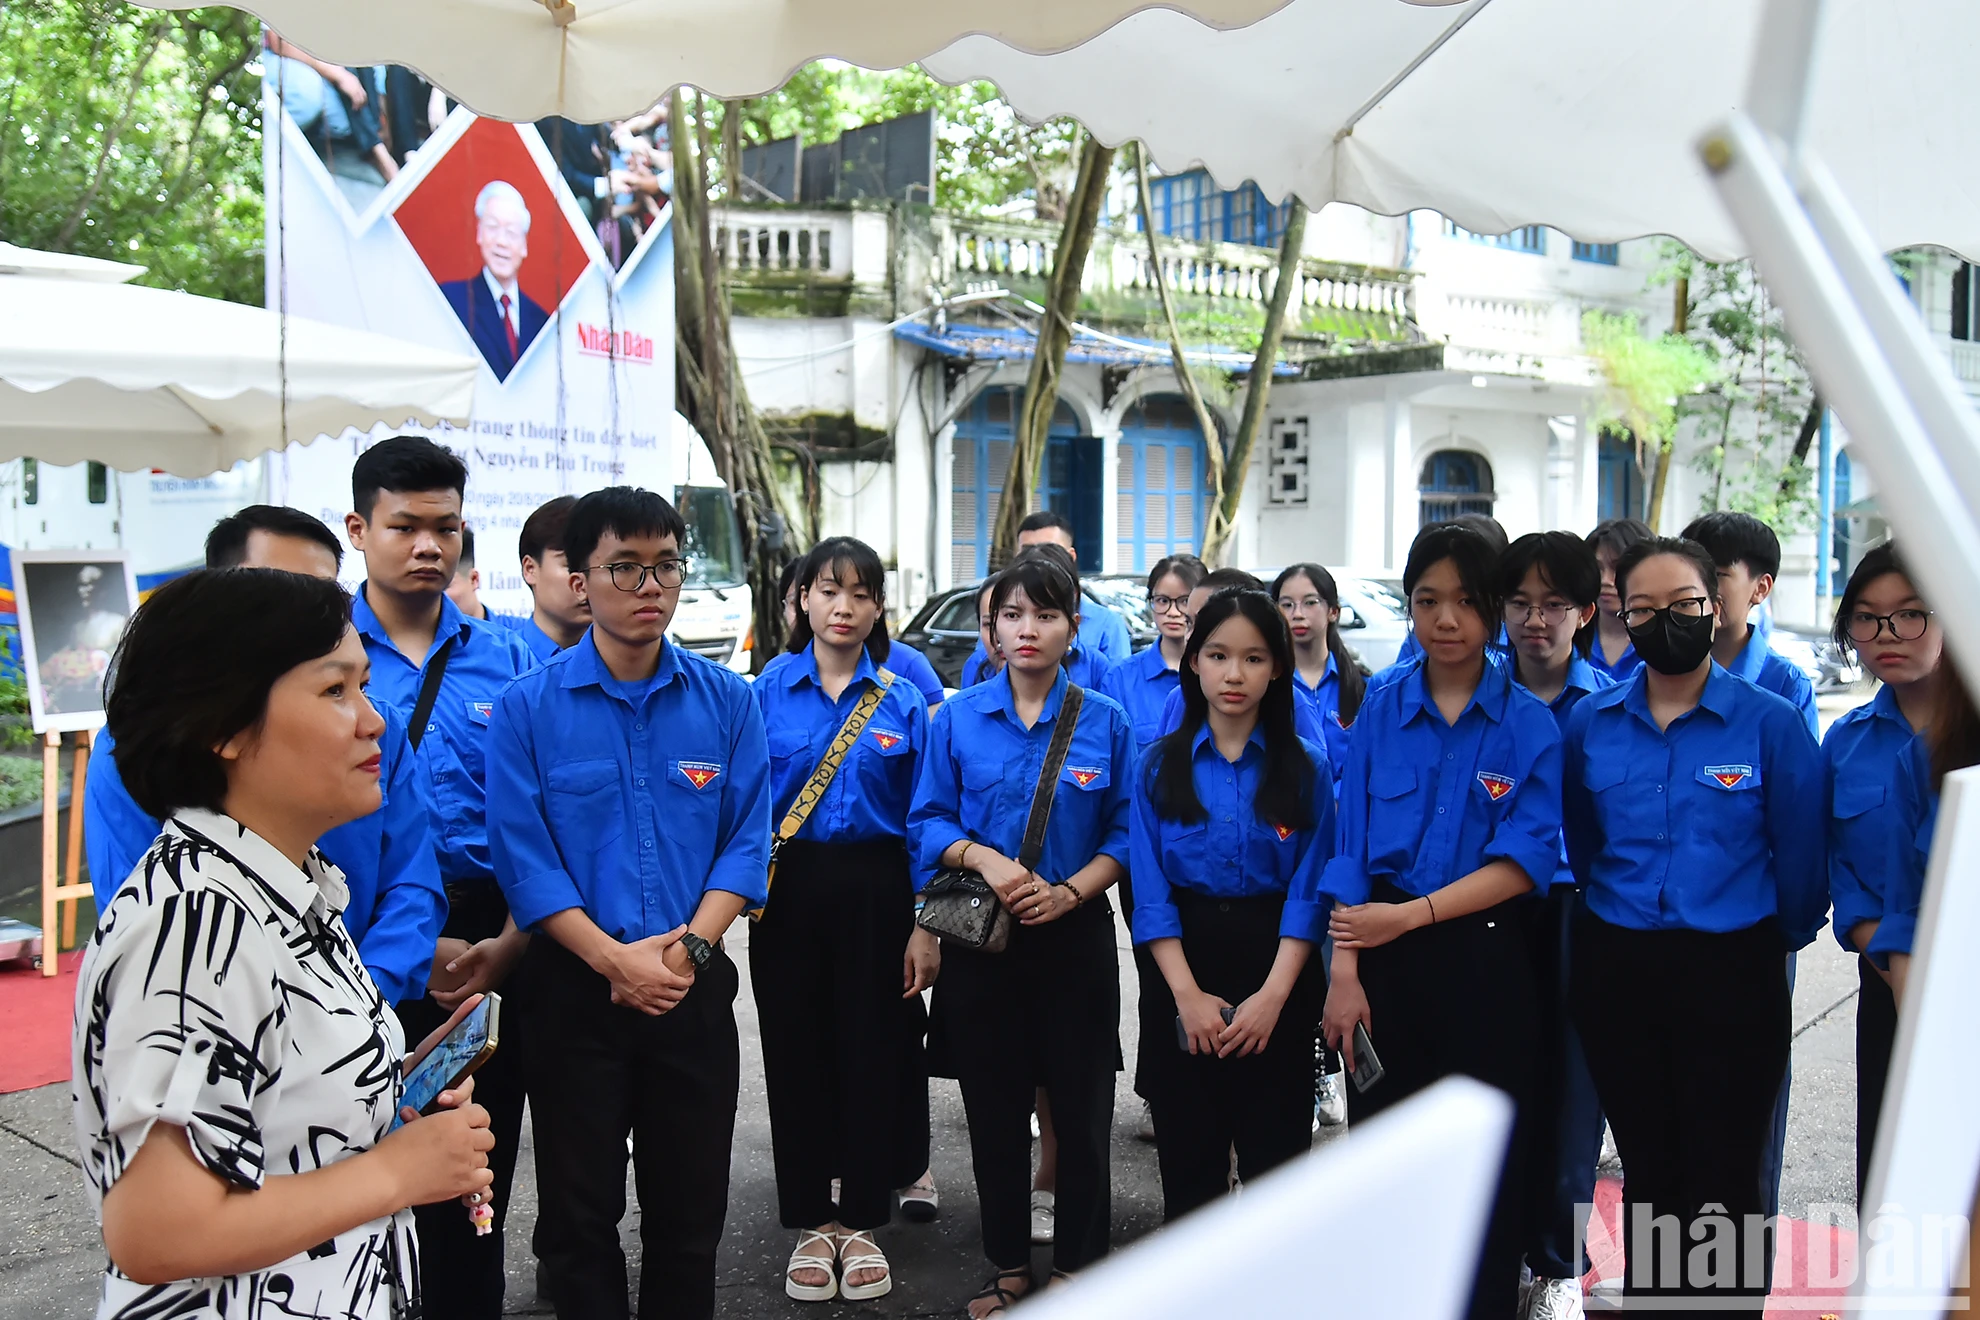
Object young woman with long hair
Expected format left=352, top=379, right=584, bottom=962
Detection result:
left=1130, top=588, right=1334, bottom=1219
left=1582, top=518, right=1653, bottom=681
left=1823, top=543, right=1941, bottom=1201
left=1562, top=537, right=1825, bottom=1312
left=1099, top=555, right=1205, bottom=751
left=908, top=553, right=1134, bottom=1317
left=1270, top=563, right=1367, bottom=776
left=1496, top=531, right=1612, bottom=1319
left=1319, top=524, right=1565, bottom=1320
left=753, top=537, right=938, bottom=1301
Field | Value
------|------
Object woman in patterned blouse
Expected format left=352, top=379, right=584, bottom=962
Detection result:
left=73, top=568, right=495, bottom=1320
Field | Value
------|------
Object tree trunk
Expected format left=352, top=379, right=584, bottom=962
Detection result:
left=1206, top=201, right=1308, bottom=565
left=670, top=88, right=801, bottom=668
left=992, top=135, right=1114, bottom=567
left=721, top=100, right=742, bottom=202
left=1645, top=274, right=1689, bottom=531
left=1134, top=143, right=1226, bottom=553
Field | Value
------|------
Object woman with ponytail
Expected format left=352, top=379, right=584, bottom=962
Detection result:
left=1271, top=563, right=1366, bottom=778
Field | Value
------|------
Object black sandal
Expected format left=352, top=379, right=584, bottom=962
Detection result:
left=967, top=1267, right=1033, bottom=1316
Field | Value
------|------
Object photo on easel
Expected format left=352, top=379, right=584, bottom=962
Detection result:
left=13, top=550, right=137, bottom=734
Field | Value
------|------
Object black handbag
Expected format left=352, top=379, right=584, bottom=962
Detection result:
left=917, top=685, right=1085, bottom=953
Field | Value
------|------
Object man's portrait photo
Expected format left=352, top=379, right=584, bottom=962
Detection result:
left=439, top=180, right=549, bottom=381
left=393, top=119, right=592, bottom=387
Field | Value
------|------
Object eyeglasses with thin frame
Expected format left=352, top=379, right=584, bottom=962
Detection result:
left=1845, top=608, right=1933, bottom=644
left=1149, top=594, right=1190, bottom=615
left=1620, top=596, right=1712, bottom=629
left=1505, top=598, right=1578, bottom=626
left=584, top=559, right=690, bottom=592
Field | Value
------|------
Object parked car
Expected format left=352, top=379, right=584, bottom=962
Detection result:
left=1769, top=622, right=1864, bottom=694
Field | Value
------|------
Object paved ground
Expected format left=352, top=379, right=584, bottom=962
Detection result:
left=0, top=906, right=1865, bottom=1319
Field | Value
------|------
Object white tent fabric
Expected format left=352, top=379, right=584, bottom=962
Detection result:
left=0, top=264, right=478, bottom=477
left=0, top=241, right=147, bottom=284
left=141, top=0, right=1293, bottom=123
left=923, top=0, right=1980, bottom=262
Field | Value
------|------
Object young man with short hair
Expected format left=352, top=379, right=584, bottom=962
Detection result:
left=515, top=494, right=588, bottom=659
left=82, top=504, right=449, bottom=1008
left=488, top=485, right=770, bottom=1320
left=1680, top=511, right=1819, bottom=734
left=447, top=521, right=523, bottom=630
left=346, top=436, right=533, bottom=1320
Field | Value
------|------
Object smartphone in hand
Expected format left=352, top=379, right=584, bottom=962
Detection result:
left=1349, top=1020, right=1383, bottom=1092
left=1175, top=1005, right=1236, bottom=1052
left=395, top=993, right=500, bottom=1128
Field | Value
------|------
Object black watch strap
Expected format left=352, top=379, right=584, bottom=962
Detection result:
left=680, top=932, right=714, bottom=970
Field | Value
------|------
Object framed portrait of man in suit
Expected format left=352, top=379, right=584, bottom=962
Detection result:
left=394, top=119, right=590, bottom=383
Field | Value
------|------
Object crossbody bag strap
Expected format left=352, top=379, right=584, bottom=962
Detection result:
left=1016, top=684, right=1084, bottom=873
left=756, top=668, right=897, bottom=915
left=405, top=637, right=457, bottom=752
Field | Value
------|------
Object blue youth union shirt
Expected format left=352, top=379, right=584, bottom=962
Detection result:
left=353, top=588, right=532, bottom=885
left=1562, top=664, right=1827, bottom=948
left=513, top=615, right=569, bottom=664
left=82, top=715, right=447, bottom=1005
left=907, top=667, right=1132, bottom=891
left=1316, top=656, right=1564, bottom=907
left=755, top=642, right=929, bottom=843
left=1588, top=636, right=1643, bottom=683
left=1725, top=615, right=1819, bottom=737
left=488, top=632, right=772, bottom=939
left=1127, top=725, right=1336, bottom=945
left=881, top=640, right=948, bottom=707
left=1293, top=653, right=1354, bottom=778
left=1824, top=684, right=1932, bottom=965
left=1098, top=642, right=1181, bottom=753
left=1515, top=654, right=1613, bottom=888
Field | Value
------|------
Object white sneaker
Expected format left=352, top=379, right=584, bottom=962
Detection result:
left=1527, top=1277, right=1585, bottom=1320
left=1315, top=1071, right=1348, bottom=1127
left=1029, top=1190, right=1056, bottom=1245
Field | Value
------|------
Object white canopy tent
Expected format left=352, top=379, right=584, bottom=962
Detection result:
left=0, top=244, right=479, bottom=478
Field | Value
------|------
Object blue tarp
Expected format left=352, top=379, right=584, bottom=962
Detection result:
left=892, top=319, right=1297, bottom=375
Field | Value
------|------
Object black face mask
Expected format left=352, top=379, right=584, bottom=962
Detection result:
left=1626, top=605, right=1716, bottom=675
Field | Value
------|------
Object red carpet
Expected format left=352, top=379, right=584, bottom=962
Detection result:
left=1584, top=1175, right=1856, bottom=1317
left=0, top=951, right=81, bottom=1094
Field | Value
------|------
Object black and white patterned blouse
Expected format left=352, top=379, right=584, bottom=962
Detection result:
left=73, top=808, right=418, bottom=1319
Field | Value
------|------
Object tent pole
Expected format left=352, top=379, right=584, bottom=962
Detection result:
left=1745, top=0, right=1826, bottom=151
left=1815, top=407, right=1832, bottom=601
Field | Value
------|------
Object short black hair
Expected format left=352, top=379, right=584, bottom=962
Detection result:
left=1404, top=525, right=1501, bottom=622
left=351, top=435, right=468, bottom=520
left=1498, top=532, right=1601, bottom=608
left=1017, top=510, right=1075, bottom=539
left=778, top=556, right=803, bottom=602
left=1014, top=541, right=1080, bottom=583
left=563, top=486, right=688, bottom=573
left=1679, top=510, right=1781, bottom=579
left=990, top=550, right=1081, bottom=621
left=457, top=523, right=476, bottom=573
left=1198, top=567, right=1265, bottom=593
left=1832, top=543, right=1918, bottom=648
left=1613, top=536, right=1720, bottom=605
left=107, top=569, right=353, bottom=819
left=1445, top=512, right=1508, bottom=555
left=1145, top=555, right=1204, bottom=595
left=519, top=495, right=578, bottom=567
left=205, top=505, right=343, bottom=570
left=1585, top=518, right=1654, bottom=562
left=787, top=536, right=892, bottom=664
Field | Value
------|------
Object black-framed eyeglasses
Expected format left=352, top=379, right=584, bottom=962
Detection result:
left=585, top=559, right=689, bottom=592
left=1505, top=599, right=1577, bottom=626
left=1149, top=594, right=1189, bottom=615
left=1621, top=596, right=1712, bottom=629
left=1845, top=608, right=1933, bottom=644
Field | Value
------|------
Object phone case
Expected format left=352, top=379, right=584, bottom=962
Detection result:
left=1174, top=1005, right=1237, bottom=1052
left=1350, top=1020, right=1384, bottom=1092
left=395, top=993, right=502, bottom=1126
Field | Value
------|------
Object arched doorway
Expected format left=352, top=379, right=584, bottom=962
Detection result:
left=950, top=388, right=1093, bottom=582
left=1117, top=395, right=1208, bottom=573
left=1418, top=449, right=1496, bottom=526
left=1597, top=429, right=1644, bottom=521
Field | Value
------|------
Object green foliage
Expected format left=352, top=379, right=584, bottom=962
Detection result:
left=1658, top=245, right=1818, bottom=531
left=726, top=65, right=1081, bottom=216
left=0, top=677, right=31, bottom=750
left=0, top=756, right=42, bottom=810
left=1582, top=309, right=1718, bottom=456
left=0, top=1, right=264, bottom=304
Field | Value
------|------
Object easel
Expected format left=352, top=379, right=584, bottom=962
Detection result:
left=39, top=728, right=93, bottom=976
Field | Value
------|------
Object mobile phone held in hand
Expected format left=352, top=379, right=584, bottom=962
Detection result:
left=1175, top=1005, right=1236, bottom=1051
left=394, top=992, right=501, bottom=1129
left=1350, top=1020, right=1383, bottom=1093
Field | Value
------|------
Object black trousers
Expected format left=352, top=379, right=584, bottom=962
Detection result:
left=1571, top=908, right=1788, bottom=1313
left=524, top=933, right=741, bottom=1320
left=396, top=880, right=525, bottom=1320
left=1141, top=890, right=1316, bottom=1221
left=1855, top=953, right=1899, bottom=1205
left=937, top=897, right=1119, bottom=1273
left=1345, top=885, right=1536, bottom=1320
left=749, top=837, right=930, bottom=1230
left=1523, top=884, right=1607, bottom=1280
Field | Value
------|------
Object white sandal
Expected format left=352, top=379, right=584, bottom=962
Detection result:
left=898, top=1171, right=939, bottom=1223
left=836, top=1228, right=893, bottom=1301
left=784, top=1227, right=839, bottom=1302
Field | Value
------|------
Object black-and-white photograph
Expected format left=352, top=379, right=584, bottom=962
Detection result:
left=15, top=551, right=135, bottom=733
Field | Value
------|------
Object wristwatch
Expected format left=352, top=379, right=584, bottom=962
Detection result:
left=680, top=932, right=715, bottom=972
